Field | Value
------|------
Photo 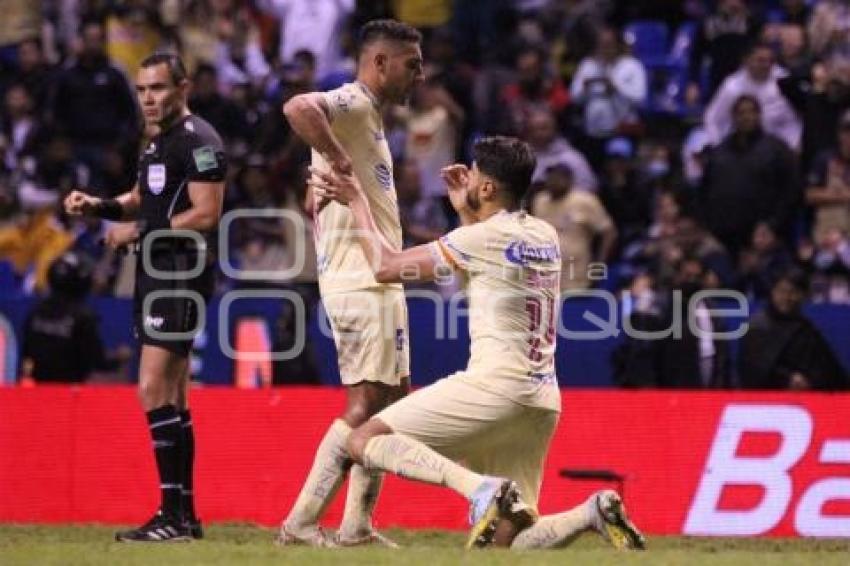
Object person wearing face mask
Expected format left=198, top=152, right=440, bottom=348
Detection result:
left=739, top=268, right=849, bottom=390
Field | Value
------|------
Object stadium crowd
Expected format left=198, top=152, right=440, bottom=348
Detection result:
left=1, top=0, right=849, bottom=390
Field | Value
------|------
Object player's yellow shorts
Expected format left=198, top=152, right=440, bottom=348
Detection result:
left=323, top=288, right=410, bottom=386
left=376, top=373, right=559, bottom=511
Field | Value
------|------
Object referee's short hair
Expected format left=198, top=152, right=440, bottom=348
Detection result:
left=140, top=52, right=188, bottom=86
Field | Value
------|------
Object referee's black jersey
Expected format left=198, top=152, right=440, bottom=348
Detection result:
left=138, top=114, right=226, bottom=251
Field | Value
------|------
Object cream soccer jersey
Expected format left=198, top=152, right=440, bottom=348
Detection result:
left=313, top=82, right=403, bottom=296
left=431, top=210, right=562, bottom=410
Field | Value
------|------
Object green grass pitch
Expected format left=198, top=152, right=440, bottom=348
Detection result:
left=2, top=524, right=848, bottom=565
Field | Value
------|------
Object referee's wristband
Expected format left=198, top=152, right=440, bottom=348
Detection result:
left=94, top=199, right=123, bottom=221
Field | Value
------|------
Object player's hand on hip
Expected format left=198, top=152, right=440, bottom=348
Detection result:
left=64, top=190, right=100, bottom=216
left=308, top=165, right=361, bottom=205
left=104, top=222, right=140, bottom=252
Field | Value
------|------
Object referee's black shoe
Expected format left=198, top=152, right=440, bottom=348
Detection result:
left=115, top=510, right=191, bottom=542
left=185, top=516, right=204, bottom=540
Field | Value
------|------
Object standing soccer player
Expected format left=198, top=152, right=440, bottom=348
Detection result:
left=278, top=20, right=423, bottom=547
left=64, top=53, right=226, bottom=542
left=310, top=136, right=646, bottom=551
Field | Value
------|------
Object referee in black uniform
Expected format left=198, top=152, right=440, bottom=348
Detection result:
left=64, top=52, right=226, bottom=542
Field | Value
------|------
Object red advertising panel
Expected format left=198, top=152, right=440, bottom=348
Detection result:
left=1, top=387, right=848, bottom=536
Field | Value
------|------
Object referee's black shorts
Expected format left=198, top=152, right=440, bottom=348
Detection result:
left=133, top=246, right=214, bottom=357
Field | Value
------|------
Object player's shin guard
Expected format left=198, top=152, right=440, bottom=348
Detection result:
left=338, top=464, right=383, bottom=539
left=147, top=405, right=183, bottom=519
left=363, top=433, right=483, bottom=499
left=510, top=506, right=591, bottom=550
left=283, top=419, right=352, bottom=533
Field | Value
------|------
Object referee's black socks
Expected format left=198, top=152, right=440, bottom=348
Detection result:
left=146, top=405, right=183, bottom=519
left=179, top=409, right=197, bottom=522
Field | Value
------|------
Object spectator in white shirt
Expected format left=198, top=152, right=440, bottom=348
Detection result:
left=704, top=42, right=802, bottom=151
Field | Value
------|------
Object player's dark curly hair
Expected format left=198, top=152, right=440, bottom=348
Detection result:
left=358, top=19, right=422, bottom=54
left=140, top=52, right=188, bottom=86
left=472, top=136, right=537, bottom=209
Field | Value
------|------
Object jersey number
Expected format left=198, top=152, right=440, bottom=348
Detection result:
left=525, top=296, right=555, bottom=362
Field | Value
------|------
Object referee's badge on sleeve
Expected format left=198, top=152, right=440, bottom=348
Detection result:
left=147, top=164, right=166, bottom=194
left=193, top=146, right=218, bottom=172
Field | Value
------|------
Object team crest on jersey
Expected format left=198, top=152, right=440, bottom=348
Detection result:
left=374, top=162, right=392, bottom=190
left=147, top=164, right=166, bottom=194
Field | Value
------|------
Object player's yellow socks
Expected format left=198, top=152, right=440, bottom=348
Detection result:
left=510, top=505, right=591, bottom=549
left=363, top=433, right=483, bottom=499
left=338, top=464, right=383, bottom=539
left=283, top=419, right=351, bottom=534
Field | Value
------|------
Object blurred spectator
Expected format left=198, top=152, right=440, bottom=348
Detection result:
left=50, top=19, right=138, bottom=194
left=598, top=136, right=651, bottom=246
left=738, top=221, right=794, bottom=302
left=739, top=268, right=849, bottom=390
left=189, top=64, right=243, bottom=144
left=807, top=227, right=850, bottom=303
left=570, top=26, right=646, bottom=165
left=403, top=75, right=464, bottom=206
left=396, top=159, right=449, bottom=247
left=0, top=0, right=40, bottom=52
left=612, top=256, right=733, bottom=388
left=229, top=155, right=290, bottom=281
left=797, top=57, right=850, bottom=171
left=687, top=0, right=761, bottom=104
left=775, top=24, right=810, bottom=79
left=1, top=84, right=44, bottom=176
left=704, top=42, right=802, bottom=151
left=525, top=107, right=597, bottom=190
left=681, top=126, right=711, bottom=188
left=809, top=0, right=850, bottom=59
left=214, top=3, right=270, bottom=94
left=106, top=0, right=165, bottom=77
left=178, top=0, right=220, bottom=72
left=393, top=0, right=452, bottom=29
left=700, top=95, right=800, bottom=258
left=4, top=39, right=55, bottom=113
left=19, top=251, right=129, bottom=383
left=0, top=203, right=73, bottom=293
left=500, top=44, right=571, bottom=136
left=258, top=0, right=354, bottom=80
left=806, top=109, right=850, bottom=244
left=530, top=163, right=616, bottom=290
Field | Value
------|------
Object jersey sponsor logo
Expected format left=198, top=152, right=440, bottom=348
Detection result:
left=147, top=164, right=166, bottom=194
left=374, top=162, right=392, bottom=190
left=504, top=240, right=561, bottom=266
left=192, top=146, right=218, bottom=173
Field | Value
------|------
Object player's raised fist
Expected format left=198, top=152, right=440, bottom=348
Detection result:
left=441, top=164, right=469, bottom=192
left=64, top=190, right=100, bottom=216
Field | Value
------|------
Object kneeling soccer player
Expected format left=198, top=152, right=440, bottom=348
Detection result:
left=308, top=136, right=646, bottom=550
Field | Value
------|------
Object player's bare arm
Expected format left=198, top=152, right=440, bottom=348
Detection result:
left=283, top=93, right=352, bottom=174
left=170, top=181, right=225, bottom=232
left=309, top=166, right=443, bottom=283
